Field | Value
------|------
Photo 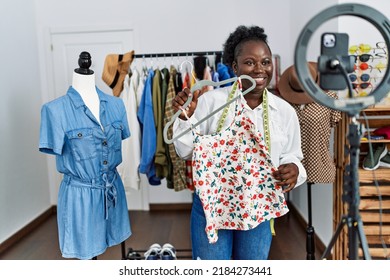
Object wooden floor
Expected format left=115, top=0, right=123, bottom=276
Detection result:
left=0, top=208, right=323, bottom=260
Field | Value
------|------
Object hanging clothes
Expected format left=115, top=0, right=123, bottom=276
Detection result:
left=117, top=70, right=142, bottom=190
left=39, top=86, right=131, bottom=259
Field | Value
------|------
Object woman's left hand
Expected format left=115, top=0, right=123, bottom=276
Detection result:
left=272, top=163, right=299, bottom=193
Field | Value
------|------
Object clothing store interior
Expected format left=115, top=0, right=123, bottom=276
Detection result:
left=1, top=0, right=390, bottom=262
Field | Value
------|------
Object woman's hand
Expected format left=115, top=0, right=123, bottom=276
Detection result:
left=172, top=88, right=201, bottom=120
left=272, top=163, right=299, bottom=193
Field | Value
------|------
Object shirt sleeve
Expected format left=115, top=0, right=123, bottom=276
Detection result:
left=172, top=116, right=199, bottom=160
left=119, top=100, right=131, bottom=140
left=39, top=103, right=65, bottom=156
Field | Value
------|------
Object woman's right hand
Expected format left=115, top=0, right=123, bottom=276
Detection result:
left=172, top=88, right=201, bottom=120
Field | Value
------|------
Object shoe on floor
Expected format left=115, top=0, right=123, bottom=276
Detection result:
left=126, top=248, right=141, bottom=260
left=380, top=153, right=390, bottom=168
left=362, top=144, right=387, bottom=170
left=160, top=243, right=177, bottom=260
left=144, top=243, right=161, bottom=260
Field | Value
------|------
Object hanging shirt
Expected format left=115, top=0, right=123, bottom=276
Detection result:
left=291, top=91, right=341, bottom=183
left=216, top=62, right=234, bottom=87
left=117, top=71, right=142, bottom=190
left=153, top=69, right=168, bottom=179
left=192, top=95, right=289, bottom=243
left=163, top=66, right=187, bottom=191
left=137, top=69, right=161, bottom=185
left=39, top=86, right=131, bottom=260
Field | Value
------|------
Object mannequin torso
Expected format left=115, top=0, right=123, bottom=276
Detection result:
left=72, top=71, right=101, bottom=126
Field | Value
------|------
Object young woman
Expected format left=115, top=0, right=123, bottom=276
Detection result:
left=172, top=25, right=307, bottom=260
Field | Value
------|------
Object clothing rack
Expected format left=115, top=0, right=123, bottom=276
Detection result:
left=132, top=51, right=223, bottom=59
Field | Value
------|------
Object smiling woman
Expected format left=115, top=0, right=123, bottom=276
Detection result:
left=171, top=25, right=307, bottom=260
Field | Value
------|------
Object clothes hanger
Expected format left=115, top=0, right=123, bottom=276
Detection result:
left=163, top=74, right=256, bottom=144
left=180, top=59, right=197, bottom=81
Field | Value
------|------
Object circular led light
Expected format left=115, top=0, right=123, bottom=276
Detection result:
left=294, top=3, right=390, bottom=115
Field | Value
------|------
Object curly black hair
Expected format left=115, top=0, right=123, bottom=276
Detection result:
left=222, top=25, right=271, bottom=67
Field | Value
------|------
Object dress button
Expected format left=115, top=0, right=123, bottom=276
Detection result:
left=102, top=140, right=107, bottom=146
left=77, top=133, right=82, bottom=137
left=103, top=160, right=108, bottom=165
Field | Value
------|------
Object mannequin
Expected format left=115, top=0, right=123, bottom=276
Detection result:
left=39, top=51, right=132, bottom=260
left=72, top=51, right=101, bottom=126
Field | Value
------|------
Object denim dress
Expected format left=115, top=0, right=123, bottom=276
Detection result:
left=39, top=86, right=131, bottom=259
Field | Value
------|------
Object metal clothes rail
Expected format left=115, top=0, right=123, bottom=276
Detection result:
left=132, top=51, right=223, bottom=59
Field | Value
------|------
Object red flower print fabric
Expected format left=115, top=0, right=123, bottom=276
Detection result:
left=192, top=99, right=289, bottom=243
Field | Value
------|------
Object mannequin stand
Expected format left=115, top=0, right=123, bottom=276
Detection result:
left=306, top=182, right=316, bottom=260
left=321, top=117, right=371, bottom=260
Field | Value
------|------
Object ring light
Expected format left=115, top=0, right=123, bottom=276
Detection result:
left=294, top=3, right=390, bottom=115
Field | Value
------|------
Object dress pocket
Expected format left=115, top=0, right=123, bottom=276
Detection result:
left=110, top=122, right=124, bottom=151
left=66, top=128, right=97, bottom=161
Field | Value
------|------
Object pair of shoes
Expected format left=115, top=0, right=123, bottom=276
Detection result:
left=380, top=152, right=390, bottom=168
left=160, top=243, right=177, bottom=260
left=362, top=144, right=388, bottom=170
left=144, top=243, right=161, bottom=260
left=126, top=248, right=141, bottom=260
left=144, top=243, right=177, bottom=260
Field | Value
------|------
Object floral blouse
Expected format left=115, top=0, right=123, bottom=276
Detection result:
left=192, top=98, right=289, bottom=243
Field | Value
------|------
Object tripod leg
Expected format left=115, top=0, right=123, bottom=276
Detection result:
left=321, top=217, right=347, bottom=259
left=306, top=182, right=316, bottom=260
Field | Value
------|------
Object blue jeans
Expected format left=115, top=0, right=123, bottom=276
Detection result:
left=191, top=193, right=272, bottom=260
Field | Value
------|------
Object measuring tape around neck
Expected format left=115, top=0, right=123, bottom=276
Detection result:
left=216, top=82, right=271, bottom=153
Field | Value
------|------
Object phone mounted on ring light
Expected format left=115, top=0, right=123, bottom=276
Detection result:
left=294, top=3, right=390, bottom=116
left=163, top=75, right=256, bottom=144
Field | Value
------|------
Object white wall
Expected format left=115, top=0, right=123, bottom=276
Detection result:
left=287, top=0, right=339, bottom=247
left=0, top=0, right=51, bottom=244
left=2, top=0, right=388, bottom=250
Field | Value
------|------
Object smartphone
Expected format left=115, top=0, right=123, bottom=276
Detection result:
left=319, top=32, right=350, bottom=90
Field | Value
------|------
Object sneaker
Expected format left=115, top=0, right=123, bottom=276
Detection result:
left=380, top=153, right=390, bottom=168
left=126, top=248, right=141, bottom=260
left=144, top=243, right=161, bottom=260
left=362, top=144, right=387, bottom=170
left=160, top=243, right=177, bottom=260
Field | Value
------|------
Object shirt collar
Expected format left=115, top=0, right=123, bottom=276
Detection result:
left=266, top=88, right=279, bottom=112
left=239, top=88, right=279, bottom=111
left=67, top=86, right=108, bottom=108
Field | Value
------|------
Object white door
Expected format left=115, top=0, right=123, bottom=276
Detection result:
left=49, top=27, right=149, bottom=210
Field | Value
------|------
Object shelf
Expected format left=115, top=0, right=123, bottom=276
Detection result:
left=359, top=168, right=390, bottom=183
left=363, top=107, right=390, bottom=112
left=361, top=139, right=390, bottom=143
left=335, top=107, right=390, bottom=259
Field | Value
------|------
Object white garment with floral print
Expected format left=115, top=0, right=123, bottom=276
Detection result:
left=192, top=99, right=289, bottom=243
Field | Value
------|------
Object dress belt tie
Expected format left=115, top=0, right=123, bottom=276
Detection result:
left=102, top=172, right=117, bottom=220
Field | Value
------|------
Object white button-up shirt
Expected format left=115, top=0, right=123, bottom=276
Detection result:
left=172, top=87, right=307, bottom=188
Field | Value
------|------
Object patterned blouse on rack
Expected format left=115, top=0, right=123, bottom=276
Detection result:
left=191, top=95, right=289, bottom=243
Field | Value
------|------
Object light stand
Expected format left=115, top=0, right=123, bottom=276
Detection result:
left=294, top=3, right=390, bottom=259
left=321, top=116, right=370, bottom=259
left=306, top=182, right=315, bottom=260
